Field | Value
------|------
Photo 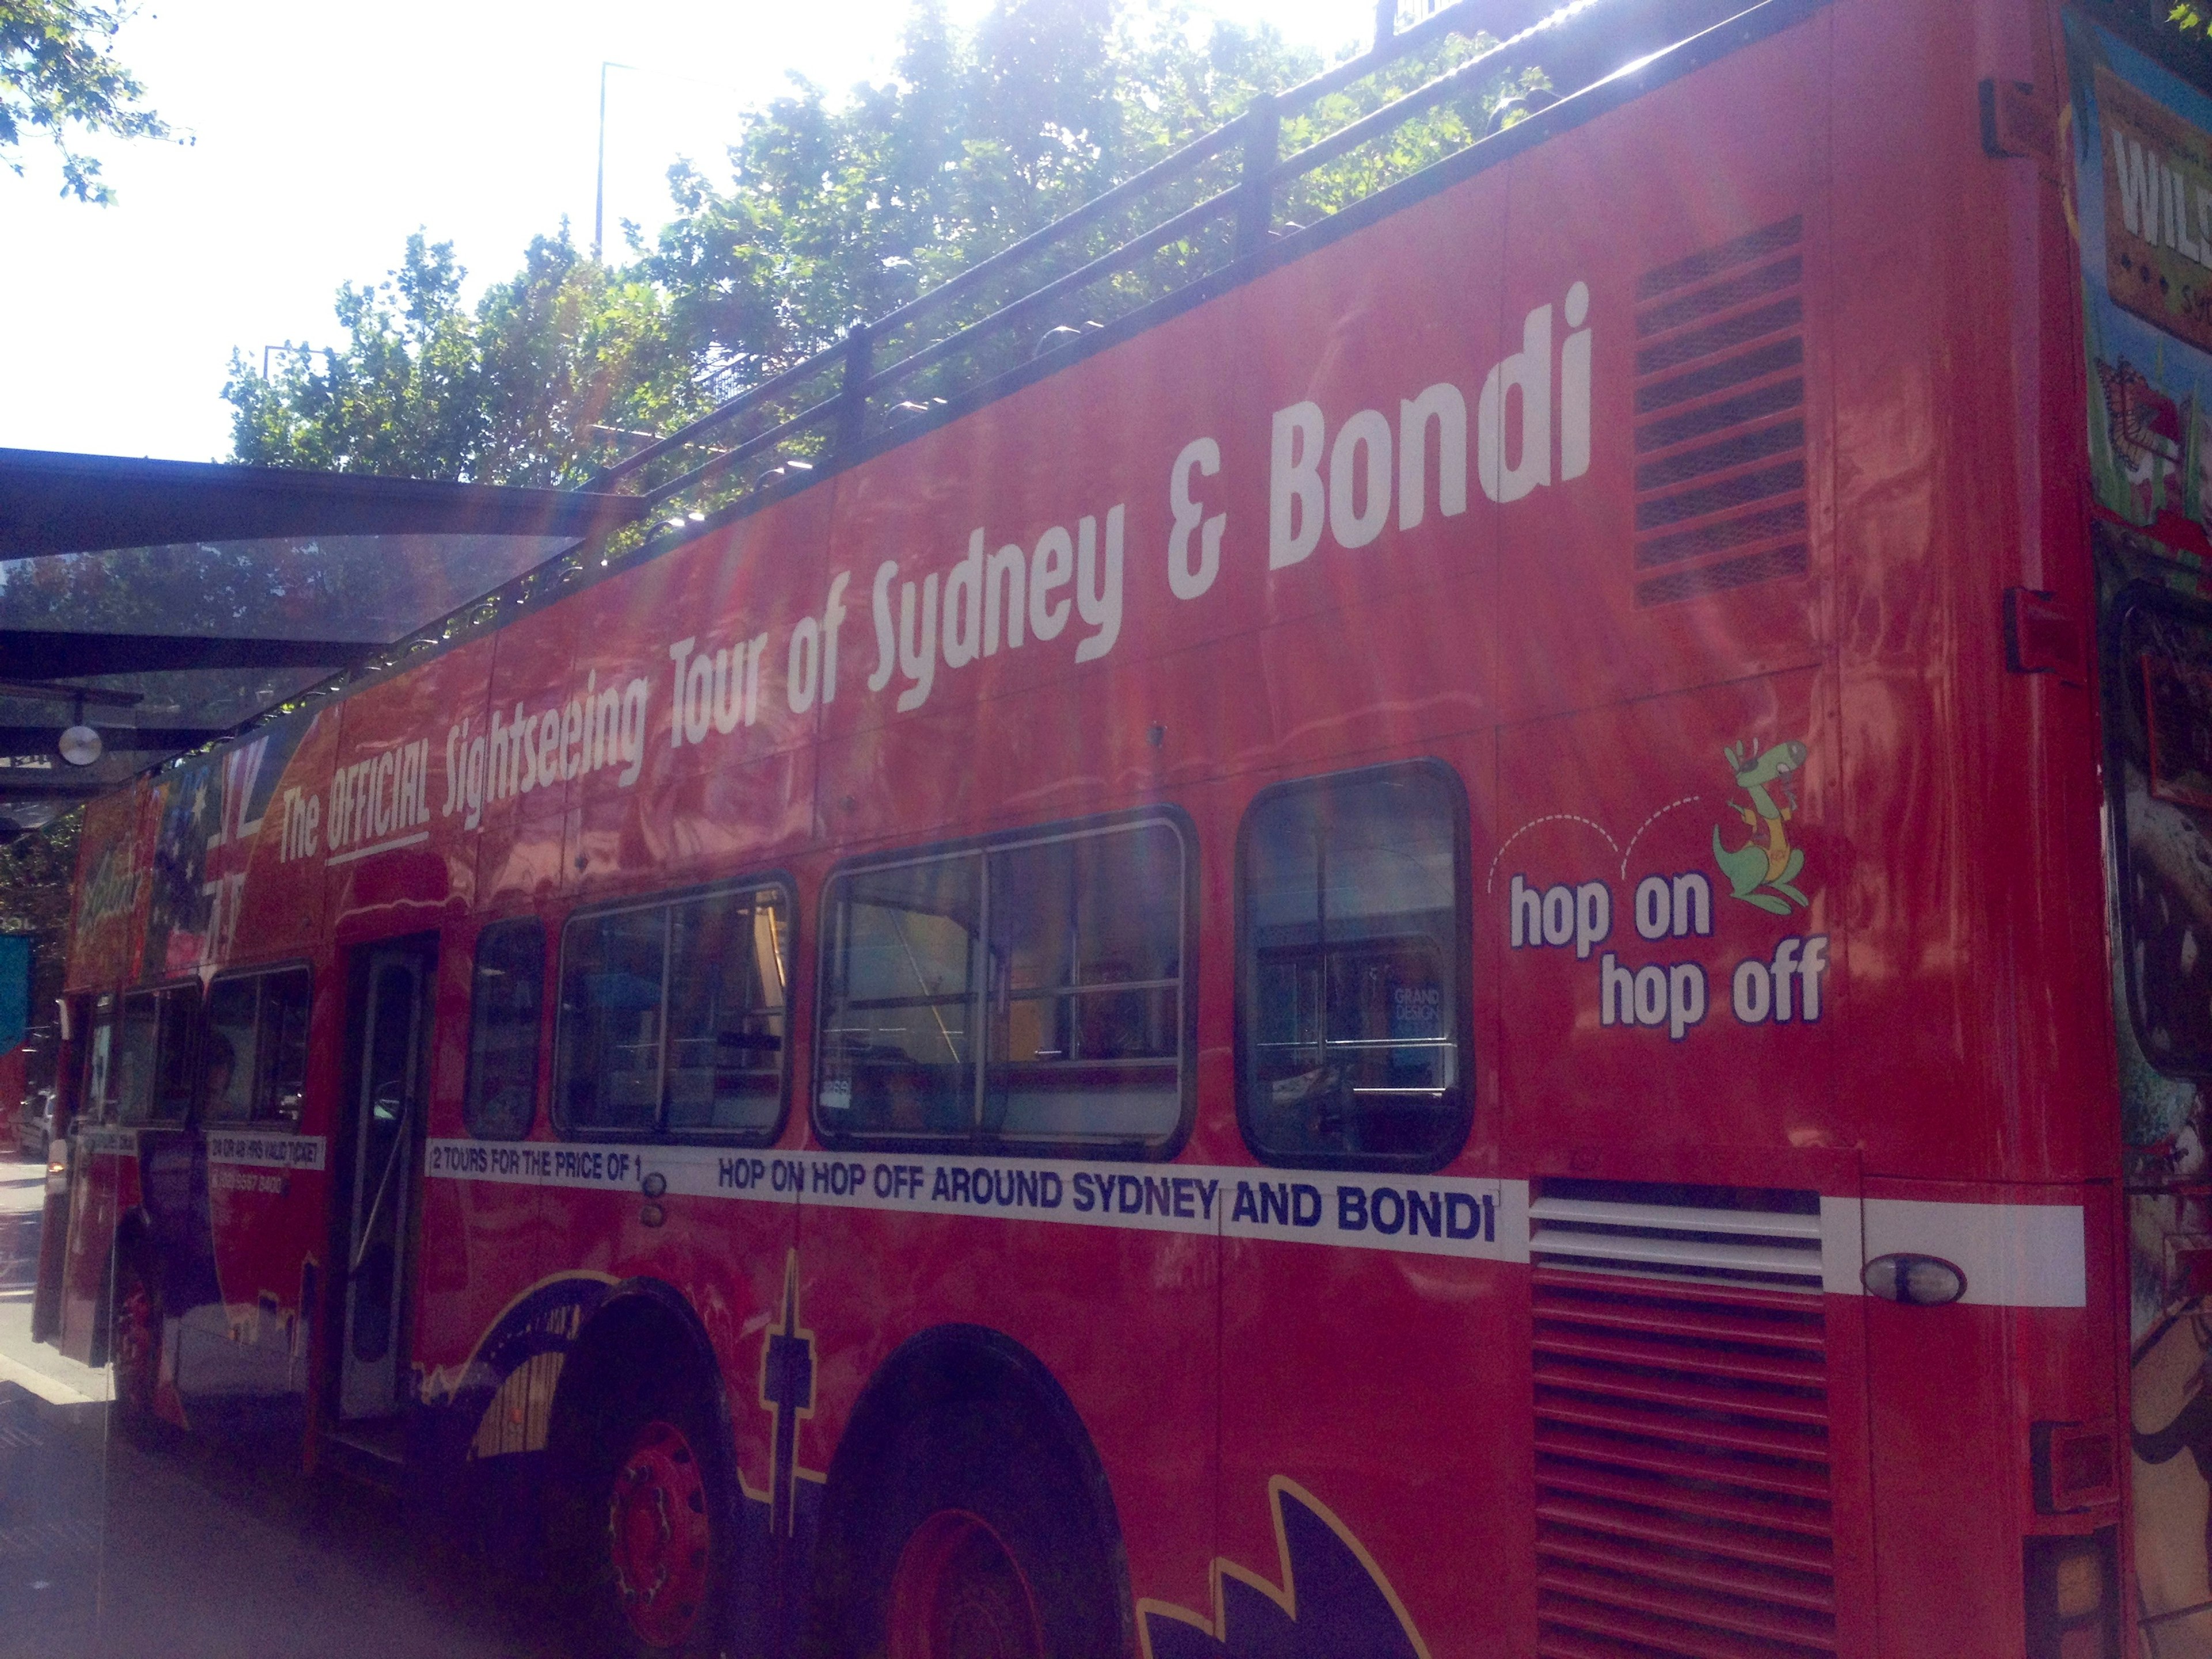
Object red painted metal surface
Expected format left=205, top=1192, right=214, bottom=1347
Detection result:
left=45, top=0, right=2152, bottom=1653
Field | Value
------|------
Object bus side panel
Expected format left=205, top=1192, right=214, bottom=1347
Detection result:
left=1494, top=668, right=1838, bottom=1168
left=56, top=1132, right=135, bottom=1365
left=63, top=787, right=148, bottom=994
left=182, top=709, right=344, bottom=1433
left=411, top=916, right=547, bottom=1469
left=815, top=274, right=1268, bottom=834
left=474, top=606, right=581, bottom=917
left=569, top=487, right=827, bottom=893
left=212, top=707, right=330, bottom=967
left=1494, top=14, right=1830, bottom=729
left=324, top=649, right=486, bottom=935
left=795, top=1204, right=1221, bottom=1638
left=624, top=1169, right=797, bottom=1575
left=1212, top=734, right=1520, bottom=1659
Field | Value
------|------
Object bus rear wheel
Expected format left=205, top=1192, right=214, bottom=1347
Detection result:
left=888, top=1510, right=1045, bottom=1659
left=831, top=1406, right=1120, bottom=1659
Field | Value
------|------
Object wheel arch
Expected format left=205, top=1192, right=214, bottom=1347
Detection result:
left=809, top=1322, right=1135, bottom=1659
left=544, top=1274, right=737, bottom=1479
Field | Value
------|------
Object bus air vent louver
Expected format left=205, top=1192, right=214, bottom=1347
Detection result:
left=1530, top=1187, right=1836, bottom=1659
left=1631, top=217, right=1809, bottom=608
left=1529, top=1180, right=1825, bottom=1294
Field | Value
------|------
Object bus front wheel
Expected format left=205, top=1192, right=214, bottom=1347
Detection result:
left=583, top=1379, right=732, bottom=1659
left=108, top=1253, right=160, bottom=1431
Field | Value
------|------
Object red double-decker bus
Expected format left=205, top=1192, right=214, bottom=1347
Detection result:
left=43, top=0, right=2212, bottom=1652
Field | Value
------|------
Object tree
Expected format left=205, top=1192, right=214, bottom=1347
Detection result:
left=226, top=227, right=702, bottom=486
left=225, top=0, right=1534, bottom=484
left=641, top=0, right=1329, bottom=396
left=1, top=0, right=166, bottom=203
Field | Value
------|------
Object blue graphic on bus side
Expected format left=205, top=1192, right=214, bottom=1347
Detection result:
left=1141, top=1478, right=1429, bottom=1659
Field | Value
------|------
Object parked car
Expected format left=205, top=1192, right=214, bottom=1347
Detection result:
left=16, top=1086, right=54, bottom=1158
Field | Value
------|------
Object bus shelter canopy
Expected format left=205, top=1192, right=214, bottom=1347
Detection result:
left=0, top=449, right=646, bottom=831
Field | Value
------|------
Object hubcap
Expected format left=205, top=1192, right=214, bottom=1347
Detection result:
left=888, top=1511, right=1044, bottom=1659
left=607, top=1419, right=710, bottom=1650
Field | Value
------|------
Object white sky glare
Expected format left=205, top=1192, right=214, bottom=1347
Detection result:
left=1, top=0, right=1366, bottom=464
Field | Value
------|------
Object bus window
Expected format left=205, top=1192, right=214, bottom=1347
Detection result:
left=84, top=998, right=116, bottom=1125
left=262, top=970, right=310, bottom=1125
left=986, top=823, right=1184, bottom=1143
left=1238, top=763, right=1469, bottom=1169
left=665, top=890, right=787, bottom=1135
left=115, top=991, right=160, bottom=1124
left=818, top=854, right=982, bottom=1139
left=555, top=882, right=791, bottom=1141
left=153, top=985, right=202, bottom=1122
left=2113, top=593, right=2212, bottom=1073
left=202, top=978, right=261, bottom=1121
left=116, top=984, right=202, bottom=1126
left=203, top=968, right=312, bottom=1125
left=465, top=919, right=544, bottom=1140
left=817, top=816, right=1190, bottom=1152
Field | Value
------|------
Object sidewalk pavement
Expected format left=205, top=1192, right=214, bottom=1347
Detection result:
left=0, top=1157, right=107, bottom=1408
left=0, top=1153, right=563, bottom=1658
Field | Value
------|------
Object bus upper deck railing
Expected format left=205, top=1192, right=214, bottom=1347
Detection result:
left=578, top=0, right=1775, bottom=540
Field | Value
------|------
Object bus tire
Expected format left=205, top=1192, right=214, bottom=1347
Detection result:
left=580, top=1371, right=734, bottom=1659
left=847, top=1405, right=1120, bottom=1659
left=108, top=1250, right=161, bottom=1436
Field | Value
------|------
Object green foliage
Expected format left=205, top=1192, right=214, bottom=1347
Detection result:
left=0, top=0, right=166, bottom=203
left=226, top=228, right=704, bottom=487
left=229, top=0, right=1537, bottom=486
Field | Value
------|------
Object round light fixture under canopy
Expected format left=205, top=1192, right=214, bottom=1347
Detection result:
left=58, top=725, right=103, bottom=767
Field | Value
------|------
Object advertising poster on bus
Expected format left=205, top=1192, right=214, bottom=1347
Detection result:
left=2072, top=18, right=2212, bottom=1651
left=141, top=711, right=312, bottom=978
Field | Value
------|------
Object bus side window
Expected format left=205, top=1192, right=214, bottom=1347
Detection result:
left=664, top=889, right=788, bottom=1136
left=202, top=977, right=261, bottom=1122
left=152, top=984, right=202, bottom=1122
left=984, top=822, right=1185, bottom=1145
left=555, top=882, right=791, bottom=1142
left=817, top=854, right=982, bottom=1139
left=559, top=905, right=668, bottom=1135
left=202, top=968, right=310, bottom=1124
left=1237, top=762, right=1471, bottom=1169
left=259, top=969, right=311, bottom=1125
left=816, top=816, right=1190, bottom=1152
left=85, top=999, right=116, bottom=1124
left=466, top=919, right=544, bottom=1140
left=115, top=991, right=160, bottom=1125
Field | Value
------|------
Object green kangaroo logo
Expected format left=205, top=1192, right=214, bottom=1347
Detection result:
left=1713, top=739, right=1810, bottom=915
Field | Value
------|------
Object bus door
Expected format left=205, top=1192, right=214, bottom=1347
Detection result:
left=338, top=937, right=436, bottom=1421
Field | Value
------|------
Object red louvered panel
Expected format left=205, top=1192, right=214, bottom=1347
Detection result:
left=1535, top=1356, right=1829, bottom=1423
left=1631, top=217, right=1811, bottom=607
left=1532, top=1263, right=1837, bottom=1659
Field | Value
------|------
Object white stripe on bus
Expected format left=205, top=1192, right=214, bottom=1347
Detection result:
left=419, top=1140, right=2089, bottom=1304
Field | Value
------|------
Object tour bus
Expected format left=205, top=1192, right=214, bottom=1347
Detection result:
left=37, top=0, right=2210, bottom=1652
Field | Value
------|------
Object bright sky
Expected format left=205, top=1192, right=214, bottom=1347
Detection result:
left=1, top=0, right=1367, bottom=464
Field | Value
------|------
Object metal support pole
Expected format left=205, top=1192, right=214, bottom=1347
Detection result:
left=594, top=62, right=612, bottom=263
left=1236, top=94, right=1279, bottom=260
left=1374, top=0, right=1397, bottom=52
left=837, top=324, right=873, bottom=454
